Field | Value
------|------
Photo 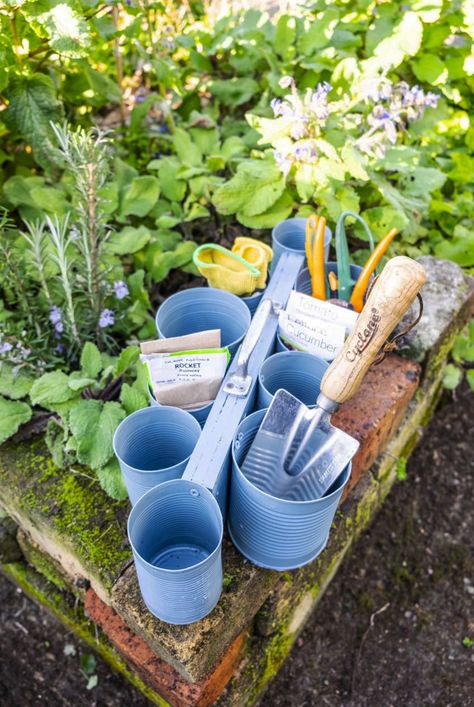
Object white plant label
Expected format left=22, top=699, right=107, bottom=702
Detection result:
left=278, top=311, right=346, bottom=361
left=286, top=290, right=358, bottom=334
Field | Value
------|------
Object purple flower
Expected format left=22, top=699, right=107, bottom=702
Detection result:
left=158, top=124, right=169, bottom=134
left=55, top=343, right=65, bottom=355
left=49, top=306, right=62, bottom=325
left=424, top=91, right=439, bottom=108
left=114, top=280, right=129, bottom=300
left=315, top=82, right=331, bottom=98
left=49, top=306, right=64, bottom=335
left=99, top=309, right=115, bottom=328
left=135, top=95, right=146, bottom=104
left=0, top=342, right=13, bottom=355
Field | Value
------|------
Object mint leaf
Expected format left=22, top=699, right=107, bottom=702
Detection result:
left=80, top=342, right=102, bottom=378
left=0, top=396, right=32, bottom=444
left=70, top=400, right=125, bottom=469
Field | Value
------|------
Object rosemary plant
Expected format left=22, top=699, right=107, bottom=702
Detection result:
left=51, top=122, right=112, bottom=347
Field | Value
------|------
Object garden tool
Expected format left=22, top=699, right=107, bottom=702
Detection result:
left=305, top=214, right=327, bottom=300
left=350, top=228, right=398, bottom=313
left=335, top=211, right=375, bottom=301
left=193, top=243, right=261, bottom=297
left=232, top=236, right=273, bottom=290
left=241, top=255, right=427, bottom=501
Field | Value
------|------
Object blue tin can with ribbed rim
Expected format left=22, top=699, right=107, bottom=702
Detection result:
left=147, top=384, right=212, bottom=428
left=228, top=409, right=350, bottom=570
left=155, top=287, right=251, bottom=359
left=256, top=351, right=328, bottom=410
left=128, top=479, right=223, bottom=624
left=271, top=218, right=331, bottom=275
left=113, top=406, right=201, bottom=505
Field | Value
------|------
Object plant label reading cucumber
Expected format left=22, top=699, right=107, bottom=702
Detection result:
left=286, top=290, right=358, bottom=335
left=278, top=311, right=345, bottom=361
left=140, top=348, right=230, bottom=410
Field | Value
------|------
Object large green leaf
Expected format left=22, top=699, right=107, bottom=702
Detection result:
left=0, top=363, right=34, bottom=400
left=96, top=459, right=128, bottom=501
left=34, top=2, right=91, bottom=58
left=173, top=129, right=202, bottom=166
left=435, top=225, right=474, bottom=266
left=213, top=160, right=285, bottom=216
left=237, top=191, right=293, bottom=228
left=80, top=342, right=102, bottom=379
left=108, top=225, right=151, bottom=255
left=371, top=13, right=423, bottom=69
left=114, top=346, right=139, bottom=378
left=119, top=176, right=160, bottom=218
left=412, top=54, right=448, bottom=85
left=209, top=78, right=259, bottom=106
left=297, top=9, right=339, bottom=54
left=3, top=74, right=63, bottom=170
left=120, top=383, right=148, bottom=415
left=30, top=371, right=78, bottom=407
left=0, top=396, right=32, bottom=445
left=69, top=399, right=125, bottom=469
left=274, top=14, right=296, bottom=59
left=148, top=158, right=187, bottom=202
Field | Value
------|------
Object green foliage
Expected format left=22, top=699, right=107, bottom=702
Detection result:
left=0, top=396, right=32, bottom=444
left=443, top=320, right=474, bottom=392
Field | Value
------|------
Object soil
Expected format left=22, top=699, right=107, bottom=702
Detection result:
left=1, top=383, right=473, bottom=706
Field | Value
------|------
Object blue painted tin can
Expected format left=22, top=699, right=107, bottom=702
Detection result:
left=113, top=407, right=201, bottom=505
left=128, top=479, right=223, bottom=624
left=228, top=409, right=350, bottom=570
left=295, top=262, right=364, bottom=297
left=155, top=287, right=251, bottom=359
left=271, top=218, right=331, bottom=274
left=257, top=351, right=328, bottom=410
left=147, top=384, right=212, bottom=428
left=240, top=289, right=264, bottom=315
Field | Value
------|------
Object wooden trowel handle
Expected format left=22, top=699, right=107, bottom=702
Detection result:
left=320, top=256, right=426, bottom=406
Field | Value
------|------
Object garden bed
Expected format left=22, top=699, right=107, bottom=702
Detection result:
left=1, top=256, right=472, bottom=706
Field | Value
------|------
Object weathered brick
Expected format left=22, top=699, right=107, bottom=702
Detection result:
left=333, top=353, right=420, bottom=498
left=85, top=588, right=247, bottom=707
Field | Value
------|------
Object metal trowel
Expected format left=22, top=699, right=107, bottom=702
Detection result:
left=241, top=256, right=427, bottom=502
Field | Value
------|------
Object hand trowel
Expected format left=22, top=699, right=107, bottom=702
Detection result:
left=241, top=256, right=427, bottom=501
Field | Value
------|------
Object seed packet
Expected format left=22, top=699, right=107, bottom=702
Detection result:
left=140, top=330, right=229, bottom=409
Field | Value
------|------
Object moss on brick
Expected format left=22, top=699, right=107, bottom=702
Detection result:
left=0, top=438, right=130, bottom=596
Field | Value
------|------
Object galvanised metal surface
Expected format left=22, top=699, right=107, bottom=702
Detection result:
left=128, top=479, right=223, bottom=625
left=147, top=384, right=213, bottom=428
left=155, top=287, right=251, bottom=359
left=271, top=218, right=331, bottom=274
left=228, top=409, right=350, bottom=571
left=113, top=407, right=201, bottom=506
left=182, top=252, right=305, bottom=511
left=257, top=351, right=328, bottom=410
